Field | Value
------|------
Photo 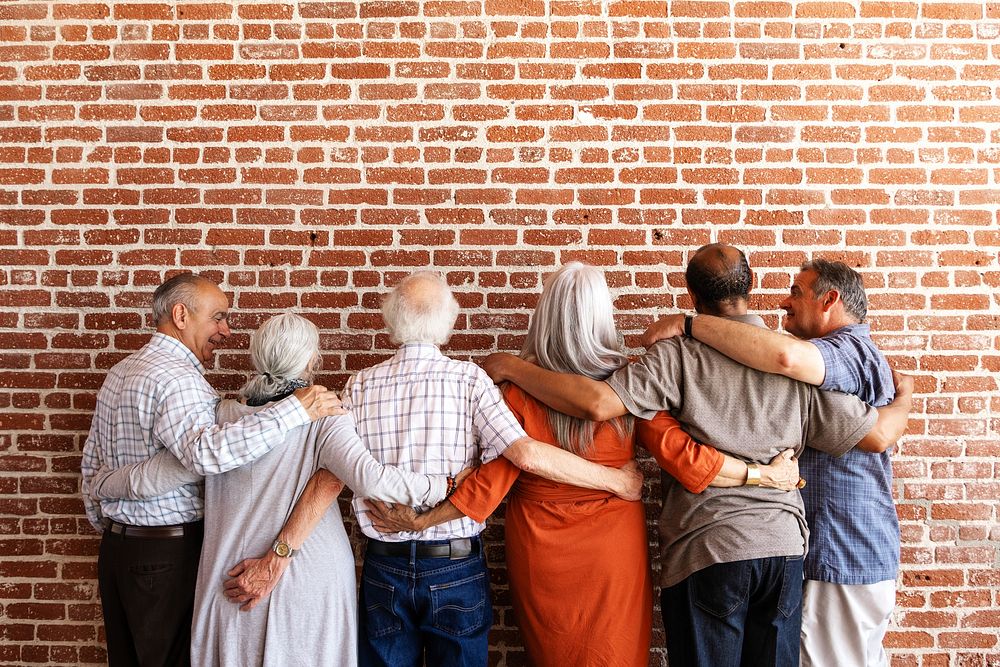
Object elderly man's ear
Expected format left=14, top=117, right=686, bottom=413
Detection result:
left=171, top=303, right=190, bottom=329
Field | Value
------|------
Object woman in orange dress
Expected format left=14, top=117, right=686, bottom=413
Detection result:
left=459, top=262, right=650, bottom=665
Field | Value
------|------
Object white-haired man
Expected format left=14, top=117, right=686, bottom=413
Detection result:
left=80, top=273, right=342, bottom=667
left=350, top=271, right=641, bottom=666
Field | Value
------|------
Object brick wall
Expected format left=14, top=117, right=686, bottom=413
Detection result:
left=1, top=0, right=998, bottom=664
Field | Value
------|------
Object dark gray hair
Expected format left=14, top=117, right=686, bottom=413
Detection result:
left=686, top=244, right=752, bottom=310
left=801, top=259, right=868, bottom=322
left=521, top=263, right=632, bottom=455
left=151, top=274, right=214, bottom=325
left=382, top=271, right=459, bottom=346
left=240, top=314, right=320, bottom=404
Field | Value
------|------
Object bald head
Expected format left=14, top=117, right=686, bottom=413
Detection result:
left=382, top=271, right=460, bottom=346
left=685, top=243, right=752, bottom=314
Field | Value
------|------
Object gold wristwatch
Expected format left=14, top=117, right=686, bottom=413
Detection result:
left=744, top=463, right=761, bottom=486
left=271, top=539, right=296, bottom=558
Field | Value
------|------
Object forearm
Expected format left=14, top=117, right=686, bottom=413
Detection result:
left=276, top=469, right=343, bottom=549
left=503, top=437, right=627, bottom=496
left=709, top=456, right=750, bottom=488
left=691, top=315, right=826, bottom=385
left=319, top=421, right=447, bottom=507
left=91, top=450, right=202, bottom=500
left=495, top=356, right=625, bottom=421
left=857, top=388, right=912, bottom=453
left=166, top=395, right=310, bottom=476
left=411, top=500, right=466, bottom=532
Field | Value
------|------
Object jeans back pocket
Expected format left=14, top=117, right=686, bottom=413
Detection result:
left=429, top=572, right=490, bottom=637
left=362, top=576, right=403, bottom=639
left=691, top=560, right=752, bottom=619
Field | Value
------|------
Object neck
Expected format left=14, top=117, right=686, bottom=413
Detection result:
left=819, top=314, right=859, bottom=336
left=697, top=300, right=748, bottom=317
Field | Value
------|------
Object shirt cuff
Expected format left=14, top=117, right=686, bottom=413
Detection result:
left=604, top=377, right=653, bottom=420
left=428, top=475, right=448, bottom=506
left=481, top=423, right=528, bottom=464
left=685, top=455, right=725, bottom=494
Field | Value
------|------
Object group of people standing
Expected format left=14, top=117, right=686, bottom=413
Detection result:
left=81, top=243, right=912, bottom=667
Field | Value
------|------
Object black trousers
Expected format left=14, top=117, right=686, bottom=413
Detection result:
left=97, top=522, right=203, bottom=667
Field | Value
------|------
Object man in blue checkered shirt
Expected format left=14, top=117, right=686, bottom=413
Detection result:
left=643, top=258, right=912, bottom=667
left=80, top=273, right=343, bottom=667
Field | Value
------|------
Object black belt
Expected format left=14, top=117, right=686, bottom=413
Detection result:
left=366, top=537, right=477, bottom=560
left=102, top=519, right=202, bottom=539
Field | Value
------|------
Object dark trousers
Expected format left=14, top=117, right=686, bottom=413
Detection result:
left=358, top=539, right=491, bottom=667
left=97, top=522, right=203, bottom=667
left=661, top=555, right=804, bottom=667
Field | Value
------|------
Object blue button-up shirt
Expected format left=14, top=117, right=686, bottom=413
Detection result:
left=799, top=323, right=898, bottom=584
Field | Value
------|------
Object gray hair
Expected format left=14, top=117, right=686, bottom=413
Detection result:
left=151, top=273, right=214, bottom=325
left=382, top=271, right=459, bottom=346
left=240, top=314, right=320, bottom=404
left=801, top=258, right=868, bottom=322
left=521, top=263, right=633, bottom=455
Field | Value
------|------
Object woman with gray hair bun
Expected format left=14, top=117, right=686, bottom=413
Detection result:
left=90, top=313, right=453, bottom=666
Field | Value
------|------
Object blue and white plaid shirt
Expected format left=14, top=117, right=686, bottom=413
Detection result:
left=800, top=323, right=898, bottom=584
left=80, top=333, right=310, bottom=532
left=345, top=343, right=527, bottom=542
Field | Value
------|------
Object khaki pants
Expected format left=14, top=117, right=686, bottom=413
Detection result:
left=800, top=579, right=896, bottom=667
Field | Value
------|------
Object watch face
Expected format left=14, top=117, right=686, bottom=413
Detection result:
left=274, top=542, right=291, bottom=557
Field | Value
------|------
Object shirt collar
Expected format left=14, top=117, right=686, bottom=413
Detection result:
left=826, top=323, right=871, bottom=339
left=149, top=332, right=206, bottom=375
left=394, top=342, right=445, bottom=361
left=723, top=313, right=768, bottom=328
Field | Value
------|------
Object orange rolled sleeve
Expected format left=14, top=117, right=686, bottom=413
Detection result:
left=448, top=456, right=520, bottom=524
left=637, top=412, right=724, bottom=494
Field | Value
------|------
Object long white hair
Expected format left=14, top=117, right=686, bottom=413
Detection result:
left=521, top=263, right=632, bottom=454
left=240, top=313, right=320, bottom=404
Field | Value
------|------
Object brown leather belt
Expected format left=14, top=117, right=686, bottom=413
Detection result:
left=366, top=537, right=476, bottom=560
left=102, top=519, right=199, bottom=539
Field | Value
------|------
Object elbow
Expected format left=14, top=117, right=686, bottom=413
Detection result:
left=583, top=392, right=621, bottom=422
left=503, top=440, right=540, bottom=475
left=775, top=348, right=800, bottom=377
left=857, top=430, right=892, bottom=454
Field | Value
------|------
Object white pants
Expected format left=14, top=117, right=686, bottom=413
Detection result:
left=800, top=579, right=896, bottom=667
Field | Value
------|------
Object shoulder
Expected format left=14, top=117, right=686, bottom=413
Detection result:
left=216, top=399, right=251, bottom=424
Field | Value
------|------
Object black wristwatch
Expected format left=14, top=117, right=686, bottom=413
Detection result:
left=683, top=315, right=694, bottom=339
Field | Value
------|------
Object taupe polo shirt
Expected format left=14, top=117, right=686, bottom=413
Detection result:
left=606, top=314, right=877, bottom=587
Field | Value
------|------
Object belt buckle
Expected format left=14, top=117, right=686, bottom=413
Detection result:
left=449, top=538, right=470, bottom=560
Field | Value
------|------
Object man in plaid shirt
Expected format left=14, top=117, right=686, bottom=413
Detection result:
left=350, top=271, right=641, bottom=667
left=80, top=273, right=342, bottom=667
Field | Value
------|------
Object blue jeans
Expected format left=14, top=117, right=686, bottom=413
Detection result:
left=358, top=539, right=491, bottom=667
left=661, top=555, right=804, bottom=667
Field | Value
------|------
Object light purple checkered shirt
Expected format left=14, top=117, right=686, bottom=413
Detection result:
left=80, top=333, right=311, bottom=532
left=346, top=343, right=527, bottom=541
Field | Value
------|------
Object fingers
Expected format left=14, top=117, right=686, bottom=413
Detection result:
left=297, top=388, right=347, bottom=421
left=226, top=561, right=246, bottom=577
left=481, top=353, right=513, bottom=383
